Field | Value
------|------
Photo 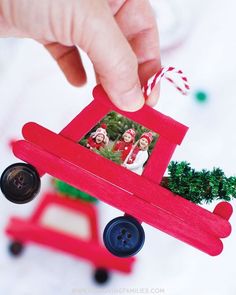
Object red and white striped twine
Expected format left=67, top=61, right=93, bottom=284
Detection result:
left=142, top=66, right=190, bottom=99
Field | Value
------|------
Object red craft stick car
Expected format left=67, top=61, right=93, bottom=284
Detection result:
left=0, top=85, right=233, bottom=257
left=6, top=191, right=134, bottom=284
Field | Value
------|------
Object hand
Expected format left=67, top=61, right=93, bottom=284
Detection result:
left=0, top=0, right=160, bottom=111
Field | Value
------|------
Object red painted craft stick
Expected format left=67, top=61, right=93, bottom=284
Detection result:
left=20, top=123, right=231, bottom=238
left=142, top=137, right=177, bottom=184
left=13, top=140, right=227, bottom=256
left=213, top=202, right=233, bottom=221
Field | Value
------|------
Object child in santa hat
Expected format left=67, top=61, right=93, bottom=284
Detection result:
left=113, top=128, right=136, bottom=162
left=86, top=124, right=109, bottom=151
left=123, top=131, right=153, bottom=175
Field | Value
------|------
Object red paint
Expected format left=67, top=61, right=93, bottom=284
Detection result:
left=10, top=84, right=233, bottom=256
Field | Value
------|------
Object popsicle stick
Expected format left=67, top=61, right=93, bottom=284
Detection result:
left=14, top=140, right=226, bottom=256
left=21, top=123, right=232, bottom=238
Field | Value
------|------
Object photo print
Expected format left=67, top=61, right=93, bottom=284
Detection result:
left=79, top=111, right=159, bottom=175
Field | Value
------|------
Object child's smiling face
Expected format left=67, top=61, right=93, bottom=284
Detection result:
left=123, top=133, right=132, bottom=143
left=95, top=134, right=104, bottom=143
left=139, top=138, right=149, bottom=150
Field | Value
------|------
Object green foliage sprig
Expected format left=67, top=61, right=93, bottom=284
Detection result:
left=53, top=179, right=97, bottom=202
left=161, top=161, right=236, bottom=204
left=95, top=147, right=122, bottom=164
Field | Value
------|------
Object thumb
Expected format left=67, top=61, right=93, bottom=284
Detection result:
left=78, top=1, right=144, bottom=111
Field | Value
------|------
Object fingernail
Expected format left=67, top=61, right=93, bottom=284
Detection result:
left=114, top=84, right=145, bottom=112
left=146, top=83, right=160, bottom=107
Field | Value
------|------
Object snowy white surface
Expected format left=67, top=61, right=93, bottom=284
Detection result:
left=1, top=0, right=236, bottom=294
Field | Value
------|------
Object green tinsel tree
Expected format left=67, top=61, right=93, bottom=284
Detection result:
left=162, top=161, right=236, bottom=204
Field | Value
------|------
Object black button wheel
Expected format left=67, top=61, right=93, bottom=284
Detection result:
left=8, top=241, right=24, bottom=256
left=93, top=268, right=110, bottom=284
left=0, top=163, right=41, bottom=204
left=103, top=215, right=145, bottom=257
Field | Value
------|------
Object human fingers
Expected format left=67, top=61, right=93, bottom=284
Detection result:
left=110, top=0, right=161, bottom=106
left=45, top=43, right=87, bottom=86
left=80, top=0, right=144, bottom=111
left=0, top=0, right=144, bottom=111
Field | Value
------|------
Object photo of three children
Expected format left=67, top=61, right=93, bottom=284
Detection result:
left=81, top=112, right=158, bottom=176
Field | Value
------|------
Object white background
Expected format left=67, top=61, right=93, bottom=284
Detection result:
left=1, top=0, right=236, bottom=294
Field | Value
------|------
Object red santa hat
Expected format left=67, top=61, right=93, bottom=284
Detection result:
left=140, top=131, right=153, bottom=144
left=123, top=128, right=136, bottom=141
left=92, top=124, right=108, bottom=140
left=91, top=124, right=109, bottom=144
